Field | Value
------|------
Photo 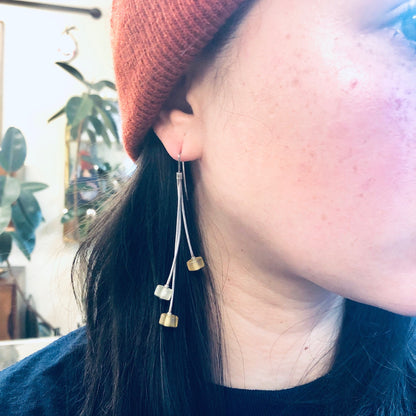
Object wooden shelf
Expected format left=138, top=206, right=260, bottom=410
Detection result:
left=0, top=267, right=25, bottom=340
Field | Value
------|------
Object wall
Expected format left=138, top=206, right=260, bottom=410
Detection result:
left=0, top=0, right=117, bottom=335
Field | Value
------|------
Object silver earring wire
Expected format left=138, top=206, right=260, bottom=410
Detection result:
left=180, top=162, right=195, bottom=259
left=182, top=160, right=189, bottom=200
left=155, top=154, right=205, bottom=328
left=166, top=161, right=183, bottom=315
left=155, top=155, right=183, bottom=328
left=154, top=157, right=183, bottom=301
left=179, top=158, right=205, bottom=271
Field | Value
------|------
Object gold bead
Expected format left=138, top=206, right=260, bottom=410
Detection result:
left=154, top=285, right=173, bottom=300
left=187, top=256, right=205, bottom=271
left=159, top=312, right=178, bottom=328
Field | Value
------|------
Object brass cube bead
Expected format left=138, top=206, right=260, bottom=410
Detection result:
left=159, top=312, right=179, bottom=328
left=187, top=256, right=205, bottom=271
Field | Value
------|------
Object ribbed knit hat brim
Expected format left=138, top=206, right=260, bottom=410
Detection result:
left=111, top=0, right=247, bottom=161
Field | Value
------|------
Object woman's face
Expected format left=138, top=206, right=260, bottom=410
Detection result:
left=190, top=0, right=416, bottom=315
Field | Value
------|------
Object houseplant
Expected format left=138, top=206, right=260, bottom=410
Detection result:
left=48, top=62, right=122, bottom=240
left=0, top=126, right=54, bottom=338
left=0, top=127, right=48, bottom=263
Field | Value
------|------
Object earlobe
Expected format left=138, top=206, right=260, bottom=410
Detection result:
left=153, top=108, right=203, bottom=162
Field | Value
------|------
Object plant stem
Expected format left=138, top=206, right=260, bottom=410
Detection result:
left=72, top=121, right=84, bottom=241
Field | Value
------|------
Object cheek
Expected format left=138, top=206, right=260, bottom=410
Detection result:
left=258, top=41, right=416, bottom=313
left=255, top=31, right=416, bottom=217
left=203, top=39, right=416, bottom=238
left=207, top=35, right=416, bottom=313
left=277, top=92, right=415, bottom=250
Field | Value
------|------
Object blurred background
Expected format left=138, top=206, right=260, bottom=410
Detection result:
left=0, top=0, right=132, bottom=357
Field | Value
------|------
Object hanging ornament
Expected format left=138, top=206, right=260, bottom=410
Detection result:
left=56, top=26, right=78, bottom=63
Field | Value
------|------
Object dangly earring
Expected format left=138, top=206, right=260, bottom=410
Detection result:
left=154, top=154, right=205, bottom=328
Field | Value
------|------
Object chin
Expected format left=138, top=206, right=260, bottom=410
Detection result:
left=382, top=304, right=416, bottom=317
left=344, top=267, right=416, bottom=317
left=353, top=296, right=416, bottom=317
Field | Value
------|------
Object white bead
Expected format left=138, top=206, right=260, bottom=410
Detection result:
left=154, top=285, right=173, bottom=300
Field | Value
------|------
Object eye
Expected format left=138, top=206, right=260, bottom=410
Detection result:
left=400, top=10, right=416, bottom=41
left=381, top=3, right=416, bottom=44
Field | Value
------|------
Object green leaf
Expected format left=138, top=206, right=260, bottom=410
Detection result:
left=90, top=95, right=103, bottom=108
left=86, top=129, right=97, bottom=145
left=100, top=125, right=112, bottom=148
left=0, top=127, right=27, bottom=172
left=12, top=190, right=43, bottom=230
left=11, top=191, right=44, bottom=259
left=20, top=182, right=48, bottom=193
left=47, top=106, right=65, bottom=123
left=0, top=206, right=11, bottom=234
left=70, top=124, right=79, bottom=140
left=90, top=80, right=116, bottom=91
left=87, top=116, right=103, bottom=136
left=56, top=62, right=84, bottom=82
left=61, top=210, right=74, bottom=224
left=56, top=62, right=91, bottom=88
left=66, top=96, right=82, bottom=125
left=102, top=99, right=119, bottom=113
left=71, top=94, right=94, bottom=129
left=11, top=230, right=32, bottom=260
left=90, top=95, right=119, bottom=141
left=0, top=232, right=12, bottom=263
left=103, top=108, right=120, bottom=142
left=0, top=176, right=20, bottom=206
left=95, top=105, right=119, bottom=142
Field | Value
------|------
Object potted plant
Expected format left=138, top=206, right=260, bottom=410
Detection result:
left=0, top=127, right=48, bottom=263
left=0, top=127, right=54, bottom=339
left=48, top=62, right=123, bottom=240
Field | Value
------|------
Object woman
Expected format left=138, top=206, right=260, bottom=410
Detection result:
left=1, top=0, right=416, bottom=414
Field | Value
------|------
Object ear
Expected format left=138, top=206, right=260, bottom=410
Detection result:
left=153, top=79, right=203, bottom=162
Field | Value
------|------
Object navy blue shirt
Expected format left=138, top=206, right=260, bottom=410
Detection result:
left=0, top=328, right=86, bottom=416
left=0, top=328, right=333, bottom=415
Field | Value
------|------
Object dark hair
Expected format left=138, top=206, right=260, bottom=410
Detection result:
left=73, top=1, right=416, bottom=415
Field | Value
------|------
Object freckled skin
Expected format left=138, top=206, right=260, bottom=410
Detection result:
left=192, top=0, right=416, bottom=315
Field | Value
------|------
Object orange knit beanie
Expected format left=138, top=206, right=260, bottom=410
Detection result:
left=111, top=0, right=247, bottom=161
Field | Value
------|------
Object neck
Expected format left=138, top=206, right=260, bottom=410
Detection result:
left=202, top=225, right=344, bottom=390
left=219, top=271, right=344, bottom=390
left=194, top=169, right=345, bottom=390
